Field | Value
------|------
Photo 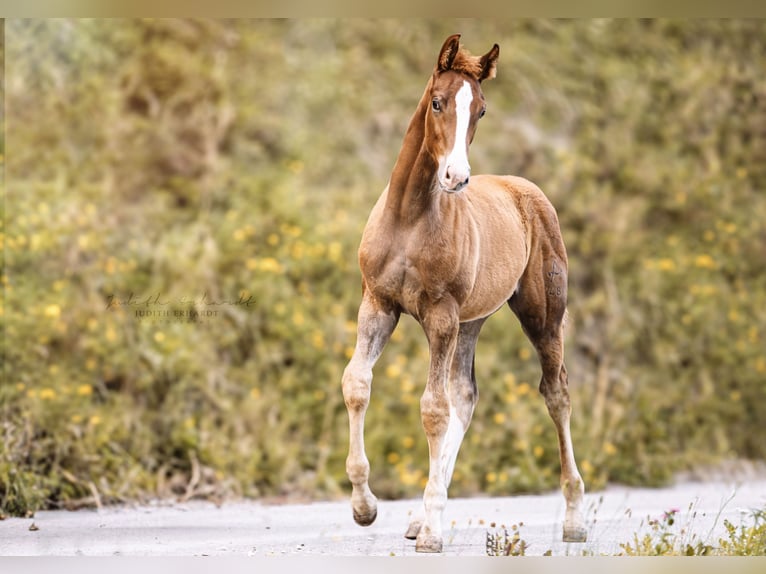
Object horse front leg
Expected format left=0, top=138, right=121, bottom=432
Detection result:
left=414, top=301, right=460, bottom=553
left=342, top=294, right=399, bottom=526
left=405, top=317, right=484, bottom=541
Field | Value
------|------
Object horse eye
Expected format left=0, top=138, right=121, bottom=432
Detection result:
left=432, top=98, right=441, bottom=112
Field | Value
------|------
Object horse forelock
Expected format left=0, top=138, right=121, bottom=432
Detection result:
left=445, top=48, right=484, bottom=81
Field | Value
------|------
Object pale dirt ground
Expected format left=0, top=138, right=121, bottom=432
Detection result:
left=1, top=478, right=765, bottom=556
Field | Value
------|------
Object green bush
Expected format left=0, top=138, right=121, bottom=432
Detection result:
left=2, top=19, right=765, bottom=515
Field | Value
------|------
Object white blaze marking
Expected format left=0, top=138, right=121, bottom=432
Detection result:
left=442, top=80, right=473, bottom=190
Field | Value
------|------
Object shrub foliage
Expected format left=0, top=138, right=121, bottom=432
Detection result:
left=2, top=19, right=765, bottom=515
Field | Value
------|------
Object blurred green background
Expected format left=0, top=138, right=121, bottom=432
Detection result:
left=2, top=19, right=765, bottom=516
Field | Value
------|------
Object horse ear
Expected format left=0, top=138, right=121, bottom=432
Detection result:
left=437, top=34, right=461, bottom=72
left=478, top=43, right=500, bottom=82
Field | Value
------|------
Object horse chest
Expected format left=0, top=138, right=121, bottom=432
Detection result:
left=361, top=230, right=471, bottom=319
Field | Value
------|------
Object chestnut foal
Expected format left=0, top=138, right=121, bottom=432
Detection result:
left=342, top=34, right=587, bottom=553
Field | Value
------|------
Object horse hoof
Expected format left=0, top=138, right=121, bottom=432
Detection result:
left=353, top=505, right=378, bottom=527
left=415, top=534, right=443, bottom=553
left=404, top=520, right=422, bottom=540
left=563, top=525, right=587, bottom=543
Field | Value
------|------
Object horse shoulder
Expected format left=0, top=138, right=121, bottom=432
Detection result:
left=357, top=187, right=410, bottom=308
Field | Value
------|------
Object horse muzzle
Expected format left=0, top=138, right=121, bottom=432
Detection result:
left=440, top=165, right=471, bottom=193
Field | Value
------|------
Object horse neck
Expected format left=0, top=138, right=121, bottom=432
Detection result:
left=385, top=78, right=440, bottom=223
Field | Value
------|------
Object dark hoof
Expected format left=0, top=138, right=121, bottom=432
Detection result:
left=353, top=506, right=377, bottom=527
left=415, top=534, right=443, bottom=553
left=404, top=521, right=422, bottom=540
left=563, top=525, right=587, bottom=543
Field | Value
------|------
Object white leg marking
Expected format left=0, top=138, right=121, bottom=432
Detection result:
left=441, top=405, right=466, bottom=484
left=407, top=406, right=467, bottom=541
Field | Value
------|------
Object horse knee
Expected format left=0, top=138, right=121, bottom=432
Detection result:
left=420, top=392, right=450, bottom=437
left=342, top=365, right=371, bottom=412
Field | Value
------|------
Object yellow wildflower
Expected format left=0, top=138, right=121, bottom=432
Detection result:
left=44, top=304, right=61, bottom=318
left=311, top=330, right=325, bottom=350
left=400, top=377, right=415, bottom=394
left=77, top=384, right=93, bottom=396
left=258, top=257, right=283, bottom=273
left=694, top=254, right=716, bottom=269
left=385, top=363, right=402, bottom=379
left=657, top=258, right=676, bottom=271
left=328, top=242, right=343, bottom=261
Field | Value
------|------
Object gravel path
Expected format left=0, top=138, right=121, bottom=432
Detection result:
left=1, top=480, right=765, bottom=556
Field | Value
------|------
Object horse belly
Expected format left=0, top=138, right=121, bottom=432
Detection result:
left=459, top=252, right=524, bottom=321
left=458, top=189, right=528, bottom=321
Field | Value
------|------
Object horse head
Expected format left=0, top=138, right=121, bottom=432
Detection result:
left=425, top=34, right=500, bottom=193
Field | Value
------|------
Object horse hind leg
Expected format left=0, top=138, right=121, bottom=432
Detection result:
left=508, top=257, right=587, bottom=543
left=342, top=294, right=400, bottom=527
left=539, top=335, right=587, bottom=542
left=405, top=318, right=484, bottom=543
